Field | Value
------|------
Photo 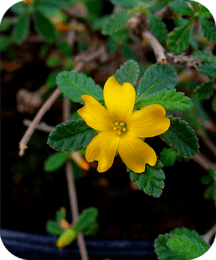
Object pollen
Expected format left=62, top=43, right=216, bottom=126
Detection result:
left=113, top=121, right=127, bottom=135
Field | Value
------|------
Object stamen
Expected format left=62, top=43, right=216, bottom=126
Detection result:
left=113, top=121, right=127, bottom=135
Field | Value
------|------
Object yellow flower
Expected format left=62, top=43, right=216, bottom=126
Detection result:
left=77, top=76, right=170, bottom=173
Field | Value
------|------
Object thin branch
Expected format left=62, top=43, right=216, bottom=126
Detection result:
left=192, top=153, right=216, bottom=171
left=142, top=31, right=166, bottom=64
left=203, top=225, right=216, bottom=244
left=23, top=119, right=55, bottom=132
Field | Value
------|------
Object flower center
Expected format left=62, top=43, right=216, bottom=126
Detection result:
left=113, top=121, right=127, bottom=135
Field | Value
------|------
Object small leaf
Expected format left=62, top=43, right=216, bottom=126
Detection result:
left=121, top=43, right=138, bottom=63
left=194, top=81, right=214, bottom=99
left=198, top=63, right=216, bottom=78
left=160, top=117, right=199, bottom=158
left=48, top=119, right=97, bottom=152
left=113, top=60, right=140, bottom=86
left=129, top=160, right=165, bottom=198
left=200, top=18, right=216, bottom=44
left=197, top=5, right=213, bottom=19
left=191, top=50, right=216, bottom=65
left=45, top=70, right=63, bottom=88
left=167, top=234, right=207, bottom=259
left=147, top=13, right=168, bottom=45
left=13, top=12, right=30, bottom=44
left=56, top=207, right=67, bottom=223
left=102, top=9, right=136, bottom=36
left=110, top=0, right=138, bottom=8
left=10, top=2, right=26, bottom=15
left=35, top=9, right=56, bottom=41
left=57, top=41, right=72, bottom=58
left=136, top=63, right=177, bottom=101
left=135, top=90, right=193, bottom=111
left=56, top=71, right=103, bottom=104
left=44, top=152, right=68, bottom=172
left=46, top=221, right=64, bottom=236
left=167, top=21, right=193, bottom=54
left=74, top=208, right=98, bottom=232
left=0, top=36, right=12, bottom=52
left=46, top=55, right=63, bottom=68
left=56, top=228, right=77, bottom=248
left=160, top=148, right=177, bottom=167
left=169, top=0, right=194, bottom=15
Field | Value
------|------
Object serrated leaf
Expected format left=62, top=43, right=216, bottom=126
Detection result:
left=56, top=71, right=103, bottom=104
left=110, top=0, right=138, bottom=8
left=48, top=119, right=97, bottom=152
left=169, top=0, right=194, bottom=15
left=154, top=233, right=184, bottom=260
left=46, top=221, right=64, bottom=236
left=160, top=117, right=199, bottom=158
left=35, top=10, right=56, bottom=41
left=136, top=63, right=177, bottom=101
left=102, top=9, right=136, bottom=36
left=194, top=81, right=214, bottom=99
left=167, top=21, right=193, bottom=54
left=74, top=208, right=98, bottom=232
left=167, top=234, right=207, bottom=259
left=191, top=50, right=216, bottom=65
left=160, top=148, right=177, bottom=167
left=200, top=18, right=216, bottom=44
left=135, top=90, right=193, bottom=111
left=113, top=60, right=140, bottom=86
left=44, top=152, right=68, bottom=172
left=198, top=63, right=216, bottom=78
left=13, top=12, right=30, bottom=44
left=197, top=5, right=213, bottom=19
left=147, top=13, right=168, bottom=45
left=129, top=160, right=165, bottom=198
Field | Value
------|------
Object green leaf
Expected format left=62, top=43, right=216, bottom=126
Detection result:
left=110, top=0, right=138, bottom=8
left=48, top=119, right=97, bottom=152
left=0, top=36, right=12, bottom=52
left=200, top=18, right=216, bottom=44
left=35, top=10, right=56, bottom=41
left=169, top=0, right=194, bottom=15
left=45, top=70, right=63, bottom=88
left=160, top=148, right=177, bottom=167
left=44, top=152, right=68, bottom=172
left=113, top=60, right=140, bottom=86
left=129, top=160, right=165, bottom=198
left=10, top=2, right=26, bottom=15
left=194, top=81, right=214, bottom=99
left=46, top=55, right=63, bottom=68
left=167, top=234, right=207, bottom=259
left=121, top=43, right=138, bottom=62
left=56, top=71, right=103, bottom=104
left=46, top=221, right=64, bottom=236
left=136, top=63, right=177, bottom=101
left=191, top=50, right=216, bottom=65
left=147, top=13, right=168, bottom=45
left=74, top=208, right=98, bottom=232
left=198, top=63, right=216, bottom=78
left=212, top=95, right=216, bottom=112
left=167, top=21, right=193, bottom=54
left=135, top=90, right=193, bottom=111
left=35, top=0, right=72, bottom=9
left=154, top=233, right=183, bottom=260
left=160, top=117, right=199, bottom=158
left=56, top=207, right=67, bottom=223
left=111, top=28, right=130, bottom=42
left=102, top=9, right=136, bottom=36
left=197, top=5, right=213, bottom=19
left=13, top=12, right=30, bottom=44
left=57, top=41, right=72, bottom=58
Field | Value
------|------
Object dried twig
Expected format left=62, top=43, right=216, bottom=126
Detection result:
left=23, top=119, right=55, bottom=132
left=192, top=153, right=216, bottom=171
left=203, top=225, right=216, bottom=244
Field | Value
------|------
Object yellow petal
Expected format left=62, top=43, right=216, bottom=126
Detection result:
left=85, top=131, right=120, bottom=172
left=77, top=95, right=113, bottom=132
left=128, top=104, right=170, bottom=138
left=103, top=76, right=136, bottom=122
left=118, top=132, right=157, bottom=173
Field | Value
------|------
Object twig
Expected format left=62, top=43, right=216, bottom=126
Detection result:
left=142, top=31, right=166, bottom=64
left=23, top=119, right=55, bottom=132
left=196, top=131, right=216, bottom=157
left=63, top=97, right=89, bottom=260
left=192, top=153, right=216, bottom=171
left=203, top=225, right=216, bottom=244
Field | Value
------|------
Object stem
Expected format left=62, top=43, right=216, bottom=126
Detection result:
left=192, top=153, right=216, bottom=171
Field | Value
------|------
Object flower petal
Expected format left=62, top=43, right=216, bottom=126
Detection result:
left=128, top=104, right=170, bottom=138
left=103, top=76, right=136, bottom=122
left=85, top=131, right=120, bottom=172
left=77, top=95, right=113, bottom=132
left=118, top=132, right=157, bottom=173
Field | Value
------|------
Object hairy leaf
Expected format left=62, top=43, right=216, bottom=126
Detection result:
left=135, top=90, right=193, bottom=111
left=194, top=81, right=214, bottom=99
left=44, top=152, right=68, bottom=172
left=191, top=50, right=216, bottom=65
left=13, top=12, right=30, bottom=44
left=160, top=148, right=177, bottom=167
left=114, top=60, right=140, bottom=86
left=74, top=208, right=98, bottom=232
left=198, top=63, right=216, bottom=78
left=129, top=160, right=165, bottom=198
left=200, top=18, right=216, bottom=44
left=136, top=63, right=177, bottom=101
left=56, top=71, right=103, bottom=104
left=169, top=0, right=194, bottom=15
left=160, top=117, right=199, bottom=158
left=48, top=119, right=97, bottom=152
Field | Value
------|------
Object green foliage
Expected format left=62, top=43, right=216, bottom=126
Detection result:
left=135, top=90, right=194, bottom=111
left=136, top=63, right=177, bottom=101
left=74, top=208, right=98, bottom=233
left=56, top=207, right=67, bottom=224
left=56, top=71, right=103, bottom=104
left=0, top=36, right=12, bottom=52
left=194, top=81, right=214, bottom=100
left=169, top=0, right=194, bottom=15
left=10, top=2, right=26, bottom=15
left=198, top=63, right=216, bottom=78
left=147, top=13, right=168, bottom=45
left=160, top=148, right=177, bottom=167
left=45, top=70, right=63, bottom=88
left=110, top=0, right=138, bottom=9
left=113, top=60, right=140, bottom=86
left=154, top=228, right=210, bottom=260
left=44, top=152, right=68, bottom=172
left=46, top=55, right=63, bottom=68
left=46, top=207, right=67, bottom=236
left=35, top=0, right=72, bottom=9
left=201, top=169, right=216, bottom=206
left=57, top=41, right=72, bottom=58
left=160, top=117, right=199, bottom=158
left=121, top=43, right=139, bottom=63
left=35, top=9, right=56, bottom=41
left=167, top=20, right=193, bottom=54
left=197, top=5, right=212, bottom=19
left=56, top=228, right=77, bottom=248
left=13, top=12, right=30, bottom=44
left=191, top=50, right=216, bottom=65
left=48, top=119, right=97, bottom=152
left=129, top=160, right=165, bottom=198
left=200, top=18, right=216, bottom=43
